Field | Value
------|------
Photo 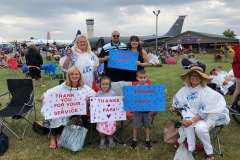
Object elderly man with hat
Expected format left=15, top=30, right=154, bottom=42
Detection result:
left=170, top=66, right=230, bottom=160
left=188, top=53, right=206, bottom=73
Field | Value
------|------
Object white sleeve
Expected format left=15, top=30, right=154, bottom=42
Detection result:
left=83, top=85, right=96, bottom=97
left=211, top=76, right=225, bottom=87
left=59, top=56, right=68, bottom=72
left=92, top=52, right=99, bottom=68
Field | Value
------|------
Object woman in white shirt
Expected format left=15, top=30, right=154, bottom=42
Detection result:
left=59, top=35, right=99, bottom=88
left=170, top=66, right=230, bottom=160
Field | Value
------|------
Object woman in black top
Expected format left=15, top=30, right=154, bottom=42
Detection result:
left=127, top=36, right=149, bottom=81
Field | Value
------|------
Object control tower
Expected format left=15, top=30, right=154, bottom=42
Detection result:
left=86, top=19, right=94, bottom=38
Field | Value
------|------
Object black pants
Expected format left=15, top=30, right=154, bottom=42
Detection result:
left=51, top=125, right=64, bottom=136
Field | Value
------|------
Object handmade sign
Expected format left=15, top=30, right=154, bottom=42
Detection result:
left=123, top=84, right=166, bottom=111
left=107, top=49, right=139, bottom=71
left=90, top=96, right=126, bottom=123
left=42, top=90, right=87, bottom=120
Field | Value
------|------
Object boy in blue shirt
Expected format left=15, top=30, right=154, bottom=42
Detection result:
left=130, top=69, right=152, bottom=149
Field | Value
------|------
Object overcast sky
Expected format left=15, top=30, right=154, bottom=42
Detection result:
left=0, top=0, right=239, bottom=42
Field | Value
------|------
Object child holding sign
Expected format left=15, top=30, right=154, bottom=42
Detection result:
left=95, top=76, right=117, bottom=148
left=130, top=69, right=152, bottom=150
left=41, top=66, right=96, bottom=149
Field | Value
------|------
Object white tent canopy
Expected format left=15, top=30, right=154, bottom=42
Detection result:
left=0, top=37, right=8, bottom=43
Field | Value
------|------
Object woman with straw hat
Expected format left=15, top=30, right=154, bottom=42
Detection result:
left=170, top=66, right=230, bottom=160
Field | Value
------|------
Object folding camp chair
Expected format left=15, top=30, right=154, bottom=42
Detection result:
left=122, top=80, right=158, bottom=143
left=0, top=79, right=36, bottom=140
left=46, top=56, right=52, bottom=63
left=171, top=83, right=226, bottom=156
left=8, top=58, right=22, bottom=75
left=49, top=63, right=64, bottom=80
left=179, top=59, right=190, bottom=74
left=207, top=82, right=226, bottom=156
left=122, top=111, right=158, bottom=144
left=89, top=81, right=132, bottom=145
left=230, top=94, right=240, bottom=125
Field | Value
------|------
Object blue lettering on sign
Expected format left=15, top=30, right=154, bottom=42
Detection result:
left=83, top=66, right=92, bottom=73
left=187, top=92, right=198, bottom=101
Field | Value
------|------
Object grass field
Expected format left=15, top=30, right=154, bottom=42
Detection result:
left=0, top=53, right=240, bottom=160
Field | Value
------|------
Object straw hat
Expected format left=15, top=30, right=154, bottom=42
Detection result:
left=180, top=66, right=212, bottom=83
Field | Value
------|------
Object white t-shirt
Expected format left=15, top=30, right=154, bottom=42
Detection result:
left=59, top=47, right=99, bottom=88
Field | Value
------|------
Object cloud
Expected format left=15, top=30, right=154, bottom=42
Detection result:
left=0, top=0, right=239, bottom=41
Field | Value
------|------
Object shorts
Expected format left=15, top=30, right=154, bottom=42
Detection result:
left=133, top=112, right=151, bottom=128
left=50, top=125, right=64, bottom=136
left=29, top=67, right=41, bottom=79
left=236, top=78, right=240, bottom=83
left=224, top=51, right=229, bottom=58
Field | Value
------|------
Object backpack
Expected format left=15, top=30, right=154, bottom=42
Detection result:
left=0, top=126, right=9, bottom=156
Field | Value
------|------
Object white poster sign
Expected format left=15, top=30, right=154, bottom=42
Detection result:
left=42, top=90, right=87, bottom=120
left=90, top=96, right=126, bottom=123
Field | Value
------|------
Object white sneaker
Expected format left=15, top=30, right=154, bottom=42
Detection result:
left=107, top=136, right=115, bottom=147
left=99, top=138, right=106, bottom=149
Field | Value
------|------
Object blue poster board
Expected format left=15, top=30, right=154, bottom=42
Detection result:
left=123, top=84, right=166, bottom=111
left=107, top=49, right=139, bottom=71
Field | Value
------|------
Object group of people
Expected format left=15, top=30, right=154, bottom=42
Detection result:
left=210, top=65, right=235, bottom=95
left=0, top=51, right=23, bottom=69
left=0, top=53, right=7, bottom=68
left=38, top=30, right=240, bottom=160
left=181, top=53, right=206, bottom=72
left=170, top=43, right=240, bottom=160
left=41, top=31, right=153, bottom=150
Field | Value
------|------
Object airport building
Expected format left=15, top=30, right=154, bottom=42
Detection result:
left=165, top=30, right=239, bottom=52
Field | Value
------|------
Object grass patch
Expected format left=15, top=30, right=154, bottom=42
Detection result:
left=0, top=53, right=239, bottom=160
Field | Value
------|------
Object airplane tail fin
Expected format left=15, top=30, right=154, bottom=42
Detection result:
left=47, top=31, right=51, bottom=40
left=163, top=15, right=186, bottom=37
left=72, top=30, right=81, bottom=44
left=96, top=37, right=105, bottom=47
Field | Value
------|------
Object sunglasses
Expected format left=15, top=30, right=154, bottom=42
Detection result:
left=112, top=35, right=119, bottom=38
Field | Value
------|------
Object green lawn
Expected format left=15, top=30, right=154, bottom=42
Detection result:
left=0, top=53, right=239, bottom=160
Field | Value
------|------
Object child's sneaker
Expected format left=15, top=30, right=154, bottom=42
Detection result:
left=99, top=138, right=106, bottom=149
left=145, top=140, right=152, bottom=149
left=107, top=136, right=115, bottom=147
left=130, top=140, right=138, bottom=149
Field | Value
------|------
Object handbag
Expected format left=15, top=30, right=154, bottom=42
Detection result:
left=92, top=70, right=99, bottom=92
left=57, top=125, right=88, bottom=152
left=173, top=143, right=194, bottom=160
left=0, top=129, right=9, bottom=156
left=163, top=120, right=180, bottom=144
left=32, top=121, right=50, bottom=135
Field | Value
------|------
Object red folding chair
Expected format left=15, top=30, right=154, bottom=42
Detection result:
left=8, top=58, right=22, bottom=75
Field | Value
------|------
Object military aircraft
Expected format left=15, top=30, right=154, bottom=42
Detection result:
left=25, top=15, right=186, bottom=49
left=89, top=15, right=187, bottom=48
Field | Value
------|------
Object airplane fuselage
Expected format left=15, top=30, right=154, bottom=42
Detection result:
left=24, top=15, right=186, bottom=49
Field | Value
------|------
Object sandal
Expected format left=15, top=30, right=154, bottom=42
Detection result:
left=206, top=154, right=214, bottom=160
